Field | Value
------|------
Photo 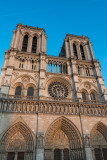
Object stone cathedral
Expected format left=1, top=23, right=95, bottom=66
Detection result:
left=0, top=23, right=107, bottom=160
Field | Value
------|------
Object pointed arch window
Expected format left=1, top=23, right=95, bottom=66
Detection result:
left=73, top=43, right=78, bottom=59
left=90, top=93, right=96, bottom=101
left=32, top=36, right=37, bottom=53
left=27, top=87, right=34, bottom=98
left=80, top=45, right=85, bottom=60
left=22, top=35, right=28, bottom=52
left=15, top=86, right=22, bottom=97
left=82, top=92, right=87, bottom=100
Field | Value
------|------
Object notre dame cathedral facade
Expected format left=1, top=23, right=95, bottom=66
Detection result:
left=0, top=24, right=107, bottom=160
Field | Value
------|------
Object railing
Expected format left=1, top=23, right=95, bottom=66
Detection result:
left=77, top=64, right=95, bottom=77
left=15, top=55, right=39, bottom=71
left=47, top=56, right=68, bottom=74
left=0, top=95, right=106, bottom=116
left=0, top=94, right=106, bottom=104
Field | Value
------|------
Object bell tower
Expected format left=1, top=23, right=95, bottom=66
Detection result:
left=0, top=24, right=47, bottom=95
left=59, top=34, right=107, bottom=101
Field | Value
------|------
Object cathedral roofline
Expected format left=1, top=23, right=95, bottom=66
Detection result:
left=66, top=34, right=89, bottom=40
left=17, top=23, right=46, bottom=33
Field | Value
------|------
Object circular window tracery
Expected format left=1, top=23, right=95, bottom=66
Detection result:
left=48, top=82, right=68, bottom=98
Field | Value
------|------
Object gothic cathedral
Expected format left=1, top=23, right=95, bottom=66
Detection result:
left=0, top=24, right=107, bottom=160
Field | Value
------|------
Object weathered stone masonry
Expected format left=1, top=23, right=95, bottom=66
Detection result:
left=0, top=24, right=107, bottom=160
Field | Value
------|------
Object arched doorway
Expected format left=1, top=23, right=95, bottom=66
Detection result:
left=90, top=122, right=107, bottom=160
left=44, top=116, right=83, bottom=160
left=63, top=148, right=69, bottom=160
left=0, top=122, right=34, bottom=160
left=54, top=149, right=61, bottom=160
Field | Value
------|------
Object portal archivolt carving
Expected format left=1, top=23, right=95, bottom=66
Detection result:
left=44, top=117, right=83, bottom=160
left=0, top=122, right=34, bottom=151
left=7, top=131, right=26, bottom=150
left=90, top=122, right=107, bottom=160
left=0, top=122, right=34, bottom=160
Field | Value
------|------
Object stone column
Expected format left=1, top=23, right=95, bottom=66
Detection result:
left=84, top=134, right=93, bottom=160
left=67, top=61, right=70, bottom=75
left=39, top=54, right=46, bottom=97
left=93, top=62, right=107, bottom=100
left=41, top=33, right=47, bottom=53
left=36, top=134, right=44, bottom=160
left=83, top=44, right=90, bottom=60
left=71, top=59, right=82, bottom=99
left=41, top=33, right=44, bottom=52
left=27, top=35, right=32, bottom=53
left=89, top=42, right=95, bottom=60
left=14, top=152, right=17, bottom=160
left=69, top=39, right=74, bottom=58
left=14, top=28, right=20, bottom=49
left=10, top=31, right=16, bottom=48
left=37, top=37, right=41, bottom=53
left=76, top=42, right=82, bottom=60
left=61, top=149, right=63, bottom=160
left=1, top=51, right=16, bottom=95
left=65, top=39, right=69, bottom=58
left=85, top=42, right=91, bottom=61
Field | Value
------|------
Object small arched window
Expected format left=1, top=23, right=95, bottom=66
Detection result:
left=80, top=45, right=85, bottom=60
left=32, top=36, right=37, bottom=53
left=27, top=87, right=34, bottom=97
left=82, top=92, right=87, bottom=100
left=32, top=60, right=34, bottom=70
left=22, top=35, right=28, bottom=52
left=73, top=43, right=78, bottom=59
left=90, top=93, right=96, bottom=101
left=15, top=86, right=22, bottom=96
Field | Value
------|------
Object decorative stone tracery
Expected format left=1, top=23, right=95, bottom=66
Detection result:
left=48, top=81, right=68, bottom=98
left=0, top=122, right=34, bottom=160
left=90, top=122, right=107, bottom=160
left=44, top=117, right=83, bottom=160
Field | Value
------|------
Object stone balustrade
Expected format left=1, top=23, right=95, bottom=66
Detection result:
left=13, top=54, right=96, bottom=78
left=77, top=63, right=95, bottom=77
left=0, top=96, right=106, bottom=116
left=47, top=56, right=68, bottom=74
left=15, top=54, right=39, bottom=71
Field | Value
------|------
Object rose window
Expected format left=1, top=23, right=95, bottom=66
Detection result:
left=48, top=82, right=68, bottom=98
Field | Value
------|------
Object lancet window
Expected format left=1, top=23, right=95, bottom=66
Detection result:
left=27, top=87, right=34, bottom=98
left=80, top=45, right=85, bottom=60
left=90, top=93, right=96, bottom=101
left=82, top=92, right=87, bottom=100
left=15, top=86, right=22, bottom=97
left=22, top=35, right=28, bottom=52
left=73, top=43, right=78, bottom=59
left=32, top=36, right=37, bottom=53
left=19, top=59, right=24, bottom=69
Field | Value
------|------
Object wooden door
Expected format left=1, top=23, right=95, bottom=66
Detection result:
left=63, top=148, right=69, bottom=160
left=54, top=149, right=61, bottom=160
left=102, top=148, right=107, bottom=160
left=17, top=152, right=24, bottom=160
left=94, top=148, right=102, bottom=160
left=7, top=152, right=15, bottom=160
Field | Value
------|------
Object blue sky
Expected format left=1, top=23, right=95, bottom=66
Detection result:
left=0, top=0, right=107, bottom=87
